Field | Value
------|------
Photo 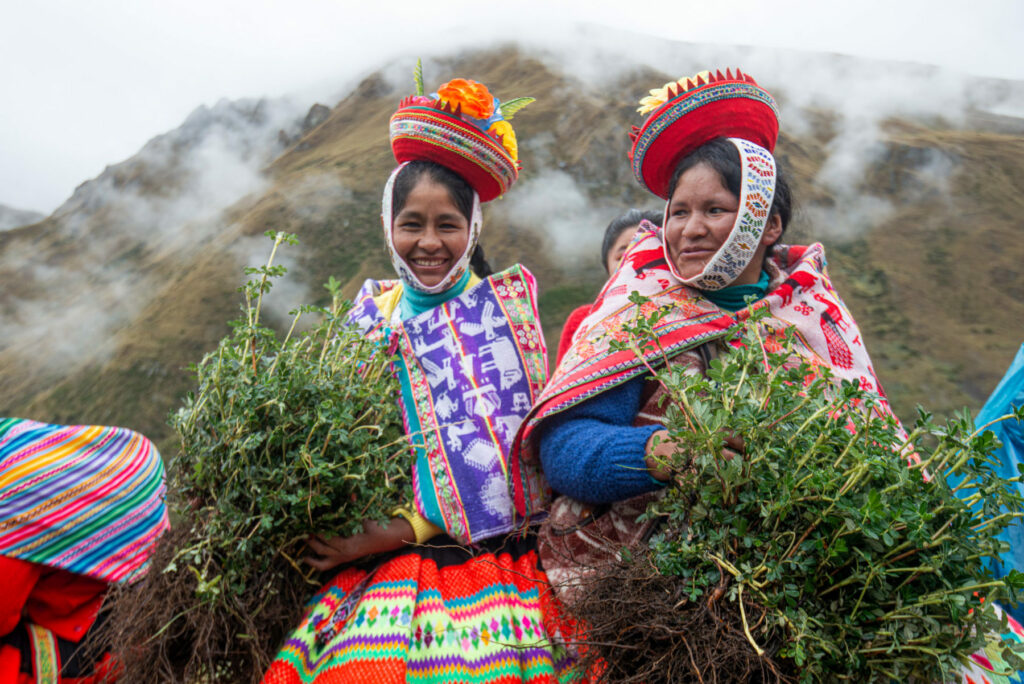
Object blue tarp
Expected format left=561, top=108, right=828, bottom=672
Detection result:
left=975, top=344, right=1024, bottom=623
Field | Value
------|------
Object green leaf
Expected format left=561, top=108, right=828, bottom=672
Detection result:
left=606, top=292, right=1024, bottom=681
left=497, top=97, right=535, bottom=120
left=413, top=58, right=424, bottom=97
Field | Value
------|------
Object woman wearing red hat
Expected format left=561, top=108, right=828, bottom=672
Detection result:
left=262, top=68, right=575, bottom=684
left=509, top=69, right=1023, bottom=681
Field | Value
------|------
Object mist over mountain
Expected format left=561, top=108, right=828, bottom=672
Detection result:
left=0, top=204, right=44, bottom=232
left=2, top=39, right=1022, bottom=454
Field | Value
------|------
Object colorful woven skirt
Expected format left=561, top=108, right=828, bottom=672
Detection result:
left=263, top=533, right=579, bottom=684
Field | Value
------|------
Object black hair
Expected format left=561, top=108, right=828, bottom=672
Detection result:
left=391, top=160, right=493, bottom=278
left=469, top=244, right=493, bottom=278
left=600, top=208, right=662, bottom=273
left=667, top=137, right=793, bottom=235
left=392, top=160, right=474, bottom=222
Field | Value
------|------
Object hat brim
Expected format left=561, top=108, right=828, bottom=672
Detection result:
left=630, top=81, right=779, bottom=199
left=391, top=106, right=517, bottom=203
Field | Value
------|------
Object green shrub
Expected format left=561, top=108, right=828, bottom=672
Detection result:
left=104, top=232, right=409, bottom=682
left=577, top=299, right=1024, bottom=683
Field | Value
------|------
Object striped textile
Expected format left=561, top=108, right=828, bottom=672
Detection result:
left=0, top=417, right=168, bottom=583
left=512, top=231, right=901, bottom=515
left=263, top=536, right=580, bottom=684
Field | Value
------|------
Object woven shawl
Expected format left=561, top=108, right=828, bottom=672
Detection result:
left=511, top=223, right=895, bottom=515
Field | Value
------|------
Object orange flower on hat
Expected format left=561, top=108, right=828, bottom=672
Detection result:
left=437, top=78, right=495, bottom=120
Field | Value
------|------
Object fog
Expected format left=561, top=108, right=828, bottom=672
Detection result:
left=483, top=28, right=1018, bottom=258
left=0, top=97, right=309, bottom=372
left=1, top=26, right=1021, bottom=383
left=0, top=205, right=44, bottom=232
left=493, top=169, right=632, bottom=267
left=3, top=2, right=1021, bottom=214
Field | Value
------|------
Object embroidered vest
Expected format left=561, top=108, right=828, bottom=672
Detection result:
left=348, top=265, right=548, bottom=544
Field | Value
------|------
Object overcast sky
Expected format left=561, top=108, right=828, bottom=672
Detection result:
left=2, top=0, right=1021, bottom=215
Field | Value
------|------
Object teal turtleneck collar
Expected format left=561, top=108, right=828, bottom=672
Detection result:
left=398, top=269, right=473, bottom=321
left=700, top=269, right=771, bottom=312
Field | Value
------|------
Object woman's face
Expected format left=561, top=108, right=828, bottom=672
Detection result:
left=605, top=225, right=640, bottom=274
left=664, top=162, right=780, bottom=286
left=392, top=177, right=470, bottom=287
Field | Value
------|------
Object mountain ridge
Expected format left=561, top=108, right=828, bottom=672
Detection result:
left=2, top=44, right=1021, bottom=455
left=0, top=203, right=44, bottom=232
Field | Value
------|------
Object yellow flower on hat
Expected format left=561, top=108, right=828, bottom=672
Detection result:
left=637, top=81, right=679, bottom=115
left=637, top=70, right=712, bottom=115
left=488, top=120, right=518, bottom=162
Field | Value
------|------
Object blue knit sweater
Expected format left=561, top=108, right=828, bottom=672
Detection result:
left=536, top=374, right=664, bottom=505
left=537, top=271, right=772, bottom=505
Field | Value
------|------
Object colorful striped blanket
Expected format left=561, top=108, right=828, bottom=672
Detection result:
left=0, top=417, right=168, bottom=583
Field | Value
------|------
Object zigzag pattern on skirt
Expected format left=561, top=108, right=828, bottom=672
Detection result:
left=264, top=539, right=579, bottom=683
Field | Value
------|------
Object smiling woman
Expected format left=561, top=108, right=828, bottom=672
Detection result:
left=263, top=69, right=576, bottom=684
left=392, top=179, right=469, bottom=285
left=663, top=137, right=788, bottom=287
left=509, top=67, right=1024, bottom=683
left=389, top=162, right=473, bottom=289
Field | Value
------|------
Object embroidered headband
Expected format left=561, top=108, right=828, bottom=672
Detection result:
left=661, top=137, right=777, bottom=290
left=382, top=162, right=484, bottom=295
left=389, top=61, right=534, bottom=202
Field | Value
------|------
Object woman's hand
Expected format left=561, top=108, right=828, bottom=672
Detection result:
left=645, top=429, right=744, bottom=481
left=304, top=518, right=415, bottom=572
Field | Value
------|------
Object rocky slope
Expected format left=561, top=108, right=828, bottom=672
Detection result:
left=1, top=45, right=1022, bottom=455
left=0, top=203, right=44, bottom=231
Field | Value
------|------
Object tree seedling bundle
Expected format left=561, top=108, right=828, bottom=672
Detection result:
left=574, top=300, right=1024, bottom=683
left=102, top=233, right=409, bottom=682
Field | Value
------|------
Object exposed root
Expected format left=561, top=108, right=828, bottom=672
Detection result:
left=567, top=549, right=794, bottom=684
left=92, top=521, right=308, bottom=683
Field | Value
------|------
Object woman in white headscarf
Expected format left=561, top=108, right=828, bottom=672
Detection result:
left=264, top=71, right=575, bottom=684
left=511, top=68, right=1024, bottom=683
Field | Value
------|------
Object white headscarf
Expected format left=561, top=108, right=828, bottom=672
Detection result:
left=381, top=162, right=484, bottom=294
left=662, top=137, right=777, bottom=291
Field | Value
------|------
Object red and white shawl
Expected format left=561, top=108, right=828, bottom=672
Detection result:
left=510, top=222, right=894, bottom=515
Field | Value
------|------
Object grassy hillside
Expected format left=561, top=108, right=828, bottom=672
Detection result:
left=1, top=47, right=1022, bottom=457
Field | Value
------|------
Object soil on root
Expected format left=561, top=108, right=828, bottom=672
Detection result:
left=91, top=522, right=309, bottom=683
left=569, top=552, right=795, bottom=684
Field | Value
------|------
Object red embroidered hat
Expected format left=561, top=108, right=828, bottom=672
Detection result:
left=628, top=69, right=779, bottom=199
left=389, top=70, right=534, bottom=202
